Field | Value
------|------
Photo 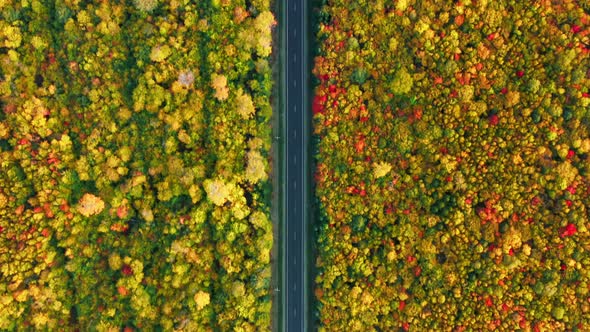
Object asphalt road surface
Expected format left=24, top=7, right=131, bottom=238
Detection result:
left=283, top=0, right=308, bottom=330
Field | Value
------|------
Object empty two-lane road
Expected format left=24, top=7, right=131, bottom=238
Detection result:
left=282, top=0, right=309, bottom=331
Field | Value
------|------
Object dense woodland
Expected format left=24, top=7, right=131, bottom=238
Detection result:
left=0, top=0, right=275, bottom=330
left=312, top=0, right=590, bottom=330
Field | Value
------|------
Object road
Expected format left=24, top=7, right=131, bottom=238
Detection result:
left=282, top=0, right=309, bottom=330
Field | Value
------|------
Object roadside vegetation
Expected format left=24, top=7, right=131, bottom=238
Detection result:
left=0, top=0, right=275, bottom=330
left=312, top=0, right=590, bottom=330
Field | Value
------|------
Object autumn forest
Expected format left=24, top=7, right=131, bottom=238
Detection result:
left=2, top=0, right=590, bottom=331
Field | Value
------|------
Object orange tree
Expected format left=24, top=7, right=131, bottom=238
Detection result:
left=312, top=0, right=590, bottom=330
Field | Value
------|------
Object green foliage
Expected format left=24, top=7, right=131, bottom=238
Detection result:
left=351, top=67, right=369, bottom=85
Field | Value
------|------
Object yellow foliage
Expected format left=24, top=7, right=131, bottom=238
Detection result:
left=30, top=36, right=47, bottom=50
left=204, top=178, right=230, bottom=206
left=150, top=45, right=171, bottom=62
left=249, top=211, right=269, bottom=229
left=350, top=286, right=362, bottom=299
left=0, top=122, right=7, bottom=139
left=502, top=227, right=522, bottom=254
left=505, top=90, right=520, bottom=108
left=396, top=0, right=409, bottom=11
left=360, top=290, right=374, bottom=306
left=96, top=320, right=119, bottom=332
left=245, top=150, right=267, bottom=184
left=235, top=88, right=256, bottom=119
left=253, top=11, right=275, bottom=32
left=77, top=193, right=105, bottom=217
left=97, top=20, right=120, bottom=35
left=232, top=281, right=245, bottom=297
left=14, top=290, right=29, bottom=302
left=0, top=192, right=7, bottom=208
left=188, top=184, right=202, bottom=204
left=76, top=10, right=91, bottom=27
left=31, top=313, right=49, bottom=328
left=134, top=0, right=158, bottom=12
left=108, top=253, right=122, bottom=270
left=140, top=207, right=154, bottom=222
left=1, top=25, right=22, bottom=48
left=372, top=161, right=392, bottom=179
left=247, top=137, right=264, bottom=150
left=231, top=198, right=250, bottom=220
left=386, top=250, right=397, bottom=261
left=194, top=290, right=210, bottom=310
left=255, top=33, right=272, bottom=57
left=555, top=161, right=578, bottom=190
left=178, top=129, right=191, bottom=144
left=118, top=146, right=132, bottom=162
left=211, top=73, right=229, bottom=101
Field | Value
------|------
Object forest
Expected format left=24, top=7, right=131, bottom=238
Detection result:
left=0, top=0, right=275, bottom=330
left=312, top=0, right=590, bottom=330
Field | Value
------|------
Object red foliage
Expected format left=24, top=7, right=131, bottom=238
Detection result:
left=118, top=286, right=129, bottom=296
left=313, top=95, right=327, bottom=115
left=399, top=300, right=406, bottom=311
left=414, top=265, right=422, bottom=277
left=41, top=228, right=50, bottom=237
left=488, top=114, right=499, bottom=126
left=477, top=200, right=501, bottom=224
left=566, top=185, right=576, bottom=195
left=572, top=24, right=582, bottom=34
left=354, top=135, right=366, bottom=153
left=385, top=204, right=394, bottom=214
left=122, top=264, right=133, bottom=276
left=560, top=223, right=577, bottom=238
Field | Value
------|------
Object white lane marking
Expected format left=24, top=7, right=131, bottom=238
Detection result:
left=293, top=79, right=297, bottom=87
left=293, top=307, right=297, bottom=317
left=293, top=181, right=297, bottom=190
left=293, top=130, right=297, bottom=138
left=293, top=53, right=297, bottom=63
left=293, top=230, right=297, bottom=241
